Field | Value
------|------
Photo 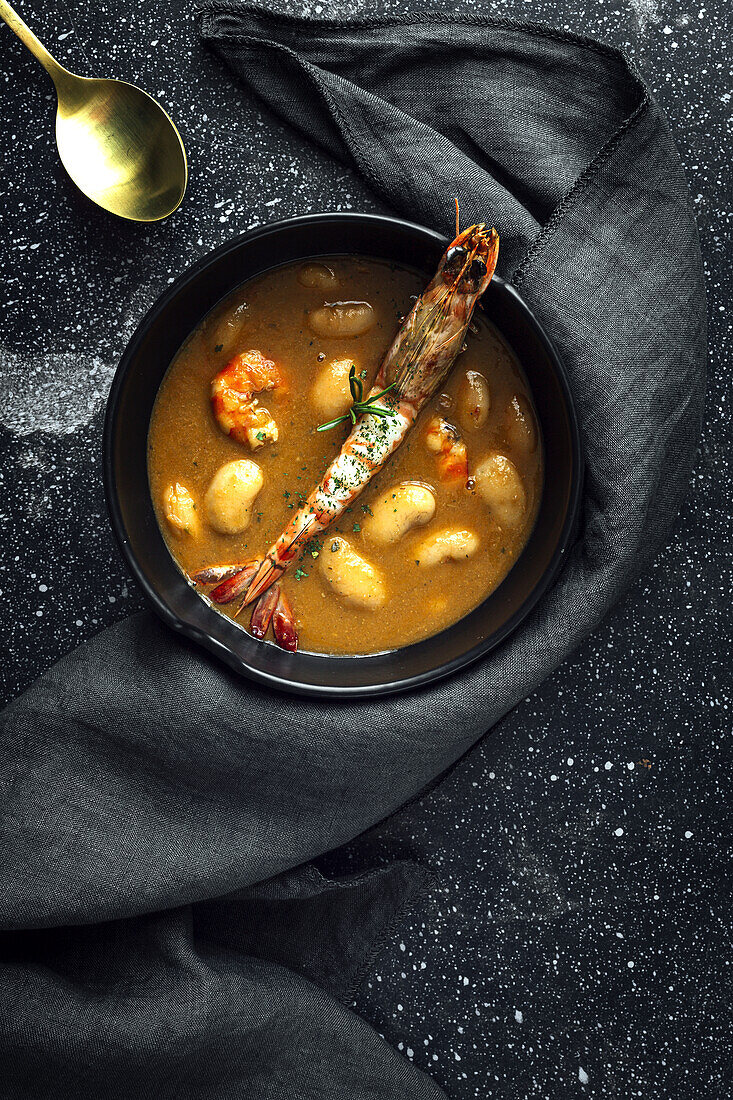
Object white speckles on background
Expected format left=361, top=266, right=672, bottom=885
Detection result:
left=629, top=0, right=661, bottom=32
left=0, top=345, right=113, bottom=435
left=1, top=0, right=731, bottom=1096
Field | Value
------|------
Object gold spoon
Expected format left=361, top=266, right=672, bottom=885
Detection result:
left=0, top=0, right=187, bottom=221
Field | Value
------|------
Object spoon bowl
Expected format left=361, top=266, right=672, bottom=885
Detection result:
left=1, top=0, right=187, bottom=221
left=55, top=77, right=187, bottom=222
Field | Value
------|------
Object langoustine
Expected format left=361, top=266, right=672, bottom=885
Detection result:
left=194, top=218, right=500, bottom=650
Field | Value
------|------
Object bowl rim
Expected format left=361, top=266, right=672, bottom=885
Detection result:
left=103, top=211, right=583, bottom=697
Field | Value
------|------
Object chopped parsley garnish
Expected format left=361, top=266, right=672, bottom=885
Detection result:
left=256, top=431, right=266, bottom=442
left=214, top=344, right=223, bottom=352
left=294, top=567, right=308, bottom=580
left=353, top=522, right=361, bottom=532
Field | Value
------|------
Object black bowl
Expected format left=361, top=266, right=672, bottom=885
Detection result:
left=104, top=213, right=582, bottom=697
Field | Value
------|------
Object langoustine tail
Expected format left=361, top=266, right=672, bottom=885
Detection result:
left=249, top=584, right=280, bottom=637
left=244, top=507, right=322, bottom=606
left=272, top=588, right=298, bottom=652
left=192, top=561, right=297, bottom=651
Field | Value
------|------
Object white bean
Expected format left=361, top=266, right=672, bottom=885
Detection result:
left=363, top=483, right=436, bottom=544
left=307, top=301, right=375, bottom=339
left=310, top=358, right=357, bottom=420
left=204, top=459, right=263, bottom=535
left=208, top=300, right=249, bottom=358
left=504, top=394, right=538, bottom=454
left=297, top=262, right=339, bottom=290
left=163, top=483, right=199, bottom=537
left=319, top=537, right=387, bottom=609
left=457, top=370, right=490, bottom=430
left=473, top=452, right=526, bottom=529
left=415, top=528, right=479, bottom=567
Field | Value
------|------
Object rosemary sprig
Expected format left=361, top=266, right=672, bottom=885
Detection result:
left=316, top=365, right=398, bottom=432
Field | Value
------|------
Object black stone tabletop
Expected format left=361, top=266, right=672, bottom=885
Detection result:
left=0, top=1, right=730, bottom=1097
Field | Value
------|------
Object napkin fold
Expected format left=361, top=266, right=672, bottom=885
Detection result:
left=0, top=7, right=706, bottom=1098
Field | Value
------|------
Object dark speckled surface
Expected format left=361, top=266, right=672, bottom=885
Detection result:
left=0, top=1, right=730, bottom=1096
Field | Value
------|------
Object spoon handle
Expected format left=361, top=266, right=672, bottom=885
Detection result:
left=0, top=0, right=73, bottom=89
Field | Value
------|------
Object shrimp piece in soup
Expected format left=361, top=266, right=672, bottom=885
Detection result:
left=211, top=349, right=285, bottom=450
left=425, top=416, right=469, bottom=485
left=163, top=483, right=198, bottom=537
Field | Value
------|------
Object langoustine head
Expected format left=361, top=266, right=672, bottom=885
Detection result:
left=439, top=223, right=500, bottom=299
